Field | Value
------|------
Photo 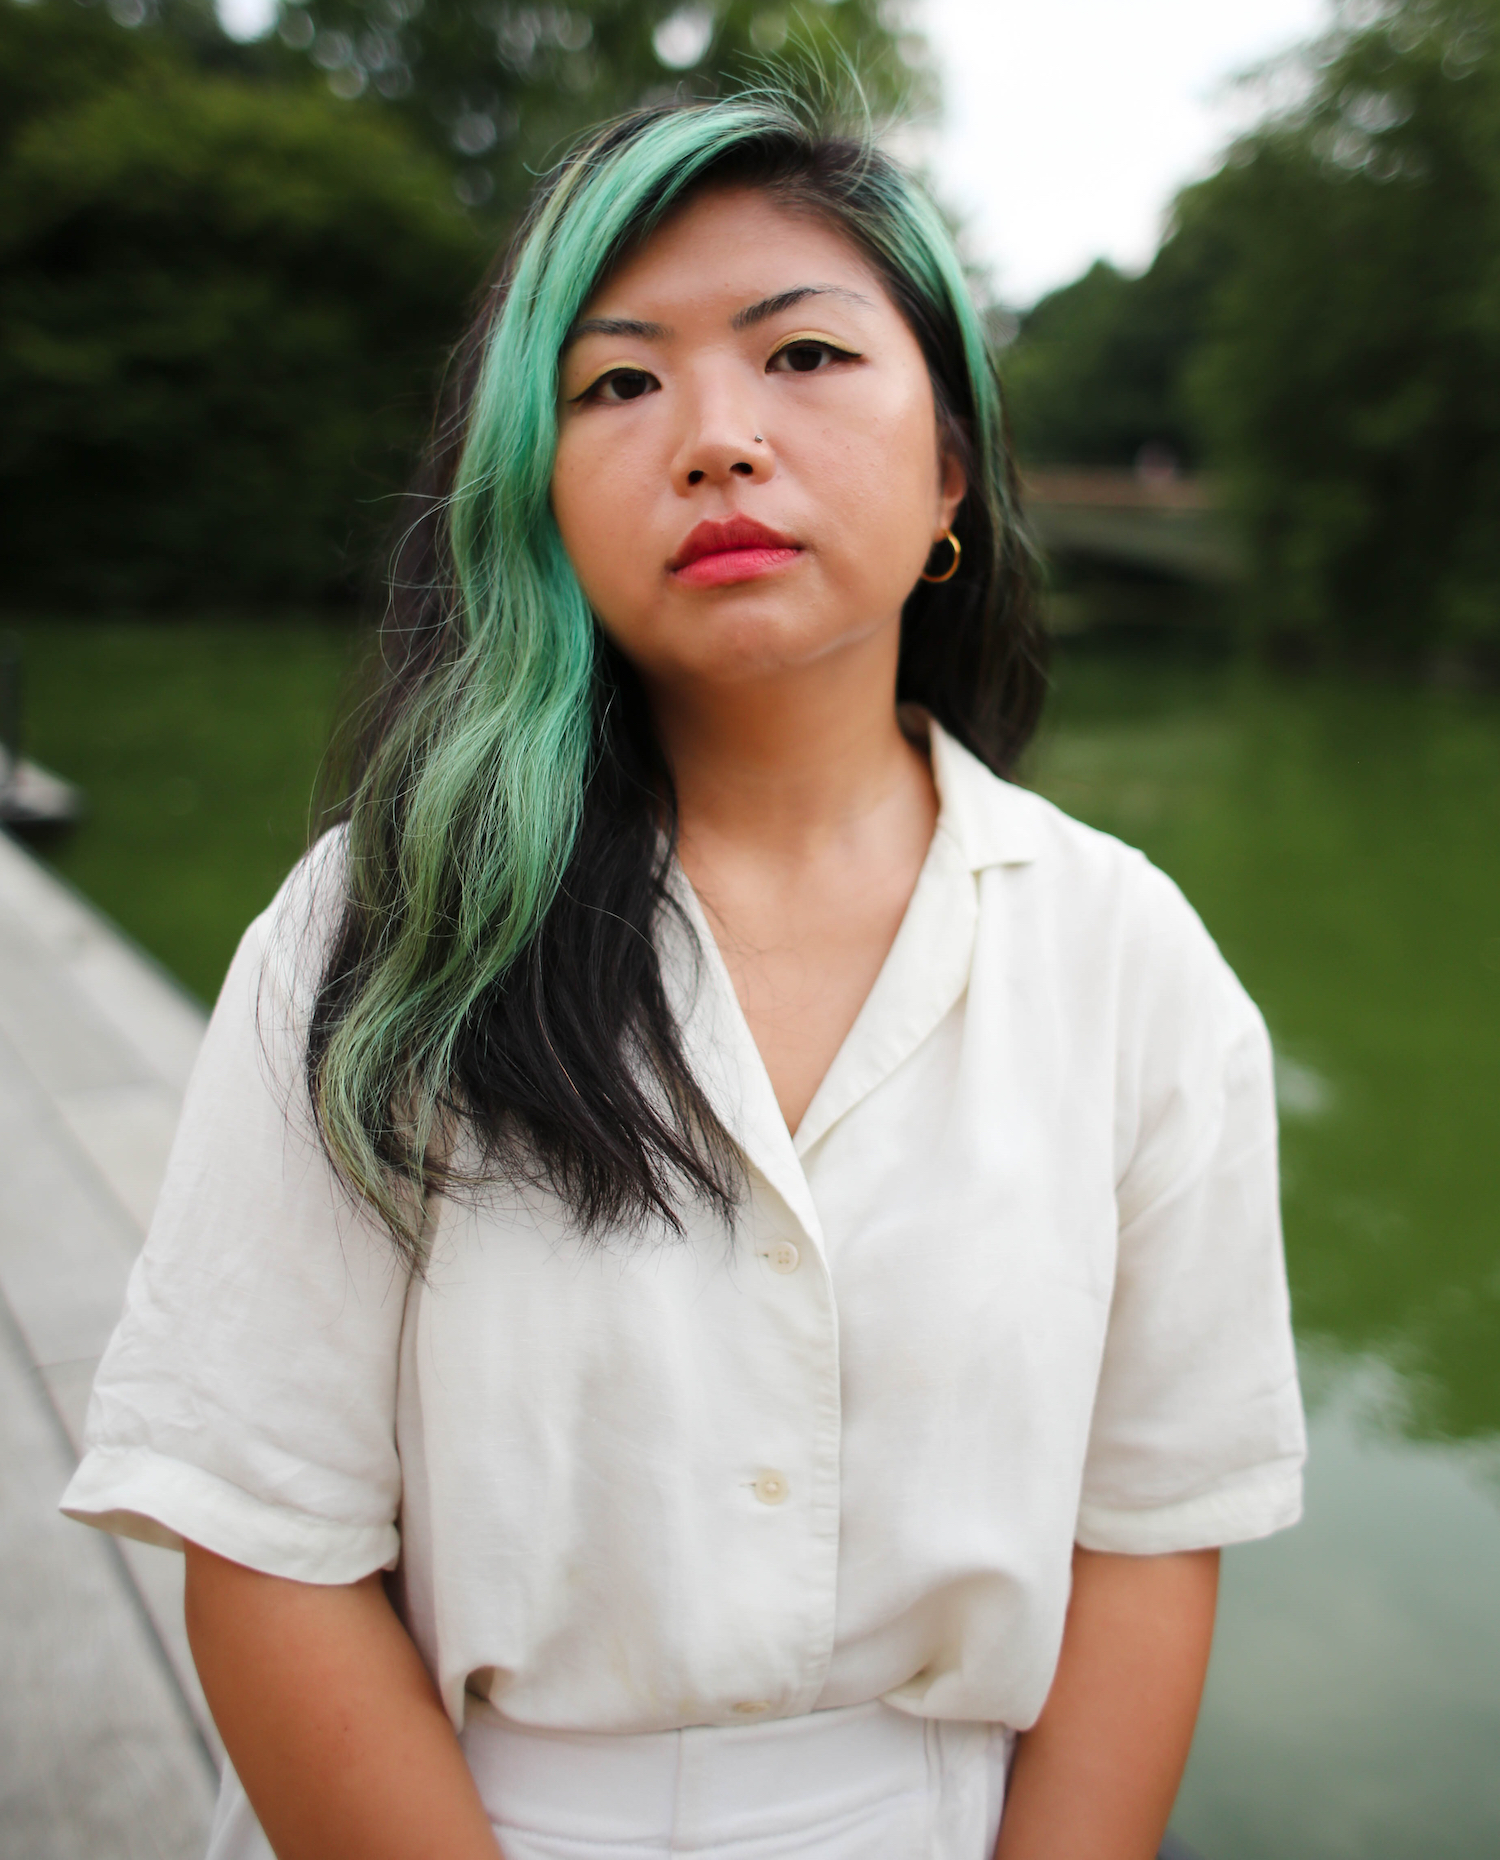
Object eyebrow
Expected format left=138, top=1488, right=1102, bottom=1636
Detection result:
left=564, top=285, right=873, bottom=350
left=566, top=315, right=671, bottom=345
left=730, top=284, right=873, bottom=330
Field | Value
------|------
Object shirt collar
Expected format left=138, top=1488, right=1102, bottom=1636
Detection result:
left=791, top=721, right=1041, bottom=1158
left=790, top=817, right=974, bottom=1158
left=660, top=869, right=827, bottom=1244
left=660, top=714, right=1042, bottom=1232
left=925, top=716, right=1041, bottom=873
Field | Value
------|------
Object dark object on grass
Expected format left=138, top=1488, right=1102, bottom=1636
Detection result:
left=0, top=759, right=85, bottom=833
left=0, top=636, right=82, bottom=833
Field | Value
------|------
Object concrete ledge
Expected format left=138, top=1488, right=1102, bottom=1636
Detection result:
left=0, top=828, right=219, bottom=1855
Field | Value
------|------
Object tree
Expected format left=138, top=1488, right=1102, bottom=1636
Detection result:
left=265, top=0, right=931, bottom=223
left=1182, top=0, right=1500, bottom=664
left=0, top=1, right=487, bottom=604
left=1000, top=234, right=1219, bottom=472
left=1000, top=0, right=1500, bottom=666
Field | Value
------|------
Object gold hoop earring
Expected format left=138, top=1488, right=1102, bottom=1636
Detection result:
left=919, top=528, right=961, bottom=584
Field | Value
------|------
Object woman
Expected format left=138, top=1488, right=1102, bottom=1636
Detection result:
left=63, top=94, right=1305, bottom=1860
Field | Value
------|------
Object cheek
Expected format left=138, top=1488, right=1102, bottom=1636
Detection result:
left=550, top=440, right=649, bottom=618
left=812, top=387, right=942, bottom=570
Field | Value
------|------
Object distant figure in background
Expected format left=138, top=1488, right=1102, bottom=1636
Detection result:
left=62, top=91, right=1305, bottom=1860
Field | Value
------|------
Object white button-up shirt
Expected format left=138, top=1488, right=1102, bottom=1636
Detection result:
left=63, top=722, right=1305, bottom=1736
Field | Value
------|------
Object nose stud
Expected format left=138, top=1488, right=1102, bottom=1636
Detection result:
left=754, top=435, right=763, bottom=444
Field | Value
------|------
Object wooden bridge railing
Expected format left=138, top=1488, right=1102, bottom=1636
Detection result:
left=1021, top=468, right=1242, bottom=585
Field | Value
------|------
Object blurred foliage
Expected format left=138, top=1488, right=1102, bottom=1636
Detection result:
left=1001, top=231, right=1222, bottom=473
left=0, top=0, right=486, bottom=605
left=1003, top=0, right=1500, bottom=668
left=261, top=0, right=930, bottom=220
left=0, top=0, right=925, bottom=609
left=1184, top=0, right=1500, bottom=664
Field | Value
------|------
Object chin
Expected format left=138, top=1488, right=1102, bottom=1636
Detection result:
left=680, top=611, right=854, bottom=685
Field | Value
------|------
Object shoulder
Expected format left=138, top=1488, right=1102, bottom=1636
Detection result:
left=934, top=722, right=1196, bottom=927
left=934, top=723, right=1260, bottom=1037
left=185, top=825, right=352, bottom=1118
left=240, top=823, right=351, bottom=1011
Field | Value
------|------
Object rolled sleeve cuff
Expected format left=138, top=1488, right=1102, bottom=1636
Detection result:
left=60, top=1445, right=400, bottom=1585
left=1076, top=1460, right=1304, bottom=1556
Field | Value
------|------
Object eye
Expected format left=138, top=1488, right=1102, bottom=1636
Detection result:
left=769, top=339, right=861, bottom=376
left=575, top=367, right=658, bottom=405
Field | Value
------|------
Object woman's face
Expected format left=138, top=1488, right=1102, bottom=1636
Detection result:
left=551, top=185, right=966, bottom=696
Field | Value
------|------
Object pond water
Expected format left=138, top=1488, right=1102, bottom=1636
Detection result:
left=15, top=619, right=1500, bottom=1854
left=1031, top=644, right=1500, bottom=1859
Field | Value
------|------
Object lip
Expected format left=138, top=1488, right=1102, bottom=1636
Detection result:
left=669, top=516, right=803, bottom=588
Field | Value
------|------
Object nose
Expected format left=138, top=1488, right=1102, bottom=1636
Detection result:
left=670, top=367, right=772, bottom=492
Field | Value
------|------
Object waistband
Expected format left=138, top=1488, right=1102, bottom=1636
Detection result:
left=460, top=1699, right=1012, bottom=1858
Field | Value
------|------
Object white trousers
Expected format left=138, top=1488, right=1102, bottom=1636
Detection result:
left=206, top=1699, right=1012, bottom=1860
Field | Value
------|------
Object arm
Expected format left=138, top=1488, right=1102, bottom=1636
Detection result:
left=184, top=1543, right=503, bottom=1860
left=994, top=1545, right=1219, bottom=1860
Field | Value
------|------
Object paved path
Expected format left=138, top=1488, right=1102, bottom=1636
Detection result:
left=0, top=829, right=218, bottom=1857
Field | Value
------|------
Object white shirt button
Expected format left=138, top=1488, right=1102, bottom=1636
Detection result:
left=753, top=1470, right=789, bottom=1506
left=762, top=1240, right=801, bottom=1274
left=731, top=1700, right=771, bottom=1715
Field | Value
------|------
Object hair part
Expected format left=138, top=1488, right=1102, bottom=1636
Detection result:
left=309, top=89, right=1047, bottom=1268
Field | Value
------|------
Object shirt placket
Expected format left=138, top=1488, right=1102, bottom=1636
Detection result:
left=661, top=877, right=843, bottom=1717
left=662, top=835, right=982, bottom=1721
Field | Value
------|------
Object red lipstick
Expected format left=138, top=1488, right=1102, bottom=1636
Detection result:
left=669, top=516, right=802, bottom=588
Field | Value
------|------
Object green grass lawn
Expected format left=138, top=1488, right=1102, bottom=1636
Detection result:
left=9, top=618, right=357, bottom=1002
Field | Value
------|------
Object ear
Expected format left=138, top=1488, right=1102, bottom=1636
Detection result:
left=937, top=446, right=967, bottom=534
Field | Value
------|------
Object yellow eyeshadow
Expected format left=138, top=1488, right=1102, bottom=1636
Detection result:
left=768, top=330, right=860, bottom=356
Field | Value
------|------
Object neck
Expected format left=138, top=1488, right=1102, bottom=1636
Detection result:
left=644, top=619, right=930, bottom=860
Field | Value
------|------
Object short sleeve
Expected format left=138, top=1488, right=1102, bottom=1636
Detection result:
left=60, top=833, right=410, bottom=1584
left=1077, top=859, right=1306, bottom=1556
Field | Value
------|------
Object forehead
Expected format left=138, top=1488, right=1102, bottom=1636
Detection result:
left=576, top=184, right=890, bottom=321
